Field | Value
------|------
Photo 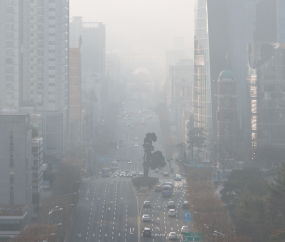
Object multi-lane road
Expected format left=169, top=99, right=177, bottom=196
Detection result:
left=70, top=101, right=192, bottom=242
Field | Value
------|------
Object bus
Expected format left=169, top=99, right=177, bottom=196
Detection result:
left=101, top=167, right=111, bottom=177
left=162, top=185, right=173, bottom=197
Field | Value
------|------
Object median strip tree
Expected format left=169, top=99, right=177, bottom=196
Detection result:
left=142, top=132, right=166, bottom=177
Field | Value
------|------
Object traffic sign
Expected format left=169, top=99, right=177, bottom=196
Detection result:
left=98, top=157, right=110, bottom=163
left=183, top=232, right=202, bottom=242
left=184, top=212, right=192, bottom=222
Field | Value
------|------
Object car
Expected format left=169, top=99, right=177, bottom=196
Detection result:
left=143, top=227, right=151, bottom=237
left=163, top=172, right=169, bottom=177
left=120, top=173, right=125, bottom=177
left=143, top=201, right=151, bottom=208
left=168, top=209, right=176, bottom=217
left=131, top=171, right=137, bottom=176
left=167, top=201, right=175, bottom=208
left=127, top=173, right=132, bottom=178
left=142, top=214, right=151, bottom=222
left=168, top=232, right=178, bottom=240
left=127, top=161, right=132, bottom=164
left=138, top=172, right=144, bottom=177
left=181, top=226, right=190, bottom=233
left=155, top=185, right=162, bottom=192
left=134, top=143, right=139, bottom=147
left=155, top=168, right=159, bottom=173
left=135, top=137, right=138, bottom=141
left=182, top=201, right=189, bottom=209
left=174, top=174, right=181, bottom=181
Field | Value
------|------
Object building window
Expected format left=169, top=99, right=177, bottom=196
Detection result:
left=5, top=66, right=13, bottom=73
left=37, top=49, right=43, bottom=56
left=5, top=24, right=13, bottom=31
left=49, top=83, right=55, bottom=86
left=37, top=74, right=43, bottom=82
left=5, top=15, right=13, bottom=23
left=49, top=66, right=55, bottom=70
left=6, top=0, right=14, bottom=5
left=37, top=8, right=44, bottom=15
left=37, top=16, right=44, bottom=23
left=37, top=66, right=44, bottom=73
left=37, top=25, right=44, bottom=31
left=5, top=32, right=13, bottom=39
left=6, top=7, right=13, bottom=14
left=6, top=41, right=13, bottom=48
left=37, top=58, right=43, bottom=65
left=6, top=83, right=13, bottom=90
left=37, top=41, right=44, bottom=48
left=5, top=58, right=13, bottom=65
left=49, top=100, right=55, bottom=103
left=6, top=75, right=13, bottom=82
left=5, top=49, right=13, bottom=56
left=37, top=33, right=44, bottom=40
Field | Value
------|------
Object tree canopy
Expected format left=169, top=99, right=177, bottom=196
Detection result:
left=142, top=133, right=166, bottom=177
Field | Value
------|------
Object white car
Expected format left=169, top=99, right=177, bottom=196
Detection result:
left=168, top=232, right=178, bottom=240
left=134, top=143, right=139, bottom=147
left=142, top=214, right=151, bottom=222
left=168, top=209, right=176, bottom=217
left=127, top=161, right=132, bottom=164
left=120, top=172, right=125, bottom=177
left=181, top=226, right=190, bottom=233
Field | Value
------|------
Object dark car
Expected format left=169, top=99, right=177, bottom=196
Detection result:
left=155, top=185, right=162, bottom=192
left=143, top=201, right=151, bottom=208
left=182, top=201, right=189, bottom=209
left=143, top=227, right=151, bottom=237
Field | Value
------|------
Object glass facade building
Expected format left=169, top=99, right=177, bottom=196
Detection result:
left=193, top=0, right=285, bottom=161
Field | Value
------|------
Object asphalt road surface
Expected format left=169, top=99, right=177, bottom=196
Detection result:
left=70, top=99, right=192, bottom=242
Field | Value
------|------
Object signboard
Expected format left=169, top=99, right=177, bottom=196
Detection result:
left=98, top=157, right=110, bottom=163
left=183, top=232, right=202, bottom=242
left=184, top=212, right=192, bottom=222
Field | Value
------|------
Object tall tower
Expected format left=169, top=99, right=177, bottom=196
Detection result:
left=216, top=70, right=237, bottom=167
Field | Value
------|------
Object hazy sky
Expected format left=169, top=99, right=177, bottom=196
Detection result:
left=70, top=0, right=194, bottom=52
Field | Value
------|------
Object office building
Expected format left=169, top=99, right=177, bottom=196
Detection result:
left=216, top=70, right=238, bottom=166
left=70, top=17, right=105, bottom=115
left=169, top=59, right=193, bottom=142
left=0, top=112, right=32, bottom=239
left=248, top=43, right=285, bottom=149
left=193, top=0, right=229, bottom=161
left=69, top=38, right=82, bottom=145
left=193, top=0, right=285, bottom=161
left=0, top=0, right=69, bottom=157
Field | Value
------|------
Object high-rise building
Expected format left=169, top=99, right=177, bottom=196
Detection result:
left=69, top=38, right=82, bottom=145
left=193, top=0, right=285, bottom=161
left=193, top=0, right=229, bottom=161
left=70, top=17, right=105, bottom=115
left=169, top=59, right=193, bottom=142
left=0, top=112, right=32, bottom=239
left=0, top=0, right=69, bottom=156
left=248, top=43, right=285, bottom=149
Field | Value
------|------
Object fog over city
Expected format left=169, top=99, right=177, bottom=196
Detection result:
left=0, top=1, right=285, bottom=242
left=70, top=0, right=194, bottom=51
